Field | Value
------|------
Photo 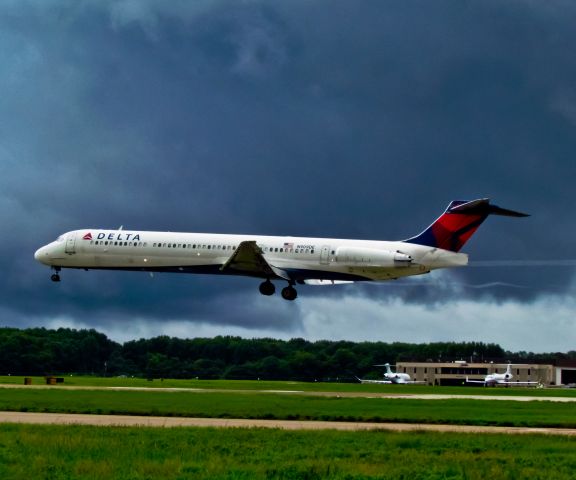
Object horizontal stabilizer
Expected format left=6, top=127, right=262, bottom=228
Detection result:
left=449, top=198, right=529, bottom=217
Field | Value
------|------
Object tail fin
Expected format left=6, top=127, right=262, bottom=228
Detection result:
left=404, top=198, right=528, bottom=252
left=374, top=363, right=394, bottom=375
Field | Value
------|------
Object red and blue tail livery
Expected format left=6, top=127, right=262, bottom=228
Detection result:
left=35, top=198, right=527, bottom=300
left=404, top=198, right=528, bottom=252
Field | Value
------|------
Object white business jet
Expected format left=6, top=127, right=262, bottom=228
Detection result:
left=465, top=363, right=540, bottom=386
left=357, top=363, right=425, bottom=384
left=35, top=198, right=527, bottom=300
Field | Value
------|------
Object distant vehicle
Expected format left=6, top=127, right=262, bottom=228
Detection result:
left=35, top=198, right=527, bottom=300
left=357, top=363, right=425, bottom=384
left=465, top=363, right=540, bottom=387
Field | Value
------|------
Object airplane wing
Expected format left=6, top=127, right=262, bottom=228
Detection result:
left=465, top=377, right=487, bottom=384
left=356, top=376, right=392, bottom=384
left=500, top=380, right=541, bottom=386
left=220, top=241, right=290, bottom=280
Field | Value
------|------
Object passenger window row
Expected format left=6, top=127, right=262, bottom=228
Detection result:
left=263, top=247, right=315, bottom=254
left=151, top=243, right=238, bottom=250
left=90, top=241, right=146, bottom=247
left=89, top=240, right=316, bottom=255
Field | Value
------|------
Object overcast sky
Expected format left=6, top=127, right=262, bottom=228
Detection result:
left=2, top=0, right=576, bottom=352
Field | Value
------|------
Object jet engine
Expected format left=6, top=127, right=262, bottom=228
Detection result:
left=336, top=247, right=413, bottom=267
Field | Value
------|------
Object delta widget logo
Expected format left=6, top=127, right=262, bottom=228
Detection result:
left=82, top=231, right=141, bottom=241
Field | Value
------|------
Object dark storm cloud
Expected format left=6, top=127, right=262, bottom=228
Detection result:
left=2, top=0, right=576, bottom=348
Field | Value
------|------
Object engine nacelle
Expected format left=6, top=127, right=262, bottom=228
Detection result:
left=336, top=247, right=413, bottom=267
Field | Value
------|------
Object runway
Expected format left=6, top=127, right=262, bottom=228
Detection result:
left=1, top=411, right=575, bottom=436
left=2, top=383, right=575, bottom=402
left=2, top=384, right=575, bottom=435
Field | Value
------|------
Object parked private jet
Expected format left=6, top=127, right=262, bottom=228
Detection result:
left=34, top=198, right=527, bottom=300
left=465, top=363, right=540, bottom=387
left=357, top=363, right=425, bottom=384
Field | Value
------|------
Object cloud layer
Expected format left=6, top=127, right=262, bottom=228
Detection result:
left=2, top=1, right=576, bottom=351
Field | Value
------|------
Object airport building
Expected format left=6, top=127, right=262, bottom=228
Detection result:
left=395, top=361, right=563, bottom=386
left=555, top=360, right=576, bottom=386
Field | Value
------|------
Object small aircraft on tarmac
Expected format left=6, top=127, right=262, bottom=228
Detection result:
left=465, top=363, right=540, bottom=387
left=357, top=363, right=425, bottom=384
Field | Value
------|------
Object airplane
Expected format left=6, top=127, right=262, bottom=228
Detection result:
left=465, top=363, right=540, bottom=387
left=34, top=198, right=527, bottom=300
left=357, top=363, right=425, bottom=384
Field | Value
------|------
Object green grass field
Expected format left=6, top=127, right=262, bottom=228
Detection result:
left=2, top=378, right=575, bottom=479
left=1, top=387, right=576, bottom=428
left=1, top=424, right=575, bottom=479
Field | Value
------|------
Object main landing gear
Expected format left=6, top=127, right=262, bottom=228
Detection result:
left=50, top=267, right=61, bottom=282
left=259, top=280, right=298, bottom=301
left=281, top=285, right=297, bottom=301
left=259, top=280, right=275, bottom=296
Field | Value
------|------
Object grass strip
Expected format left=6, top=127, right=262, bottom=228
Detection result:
left=1, top=388, right=575, bottom=428
left=1, top=424, right=575, bottom=479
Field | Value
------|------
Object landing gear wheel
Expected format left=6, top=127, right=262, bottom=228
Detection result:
left=281, top=286, right=297, bottom=301
left=259, top=280, right=275, bottom=296
left=50, top=273, right=61, bottom=282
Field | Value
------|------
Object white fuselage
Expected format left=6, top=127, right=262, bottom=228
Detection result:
left=484, top=368, right=513, bottom=386
left=34, top=229, right=468, bottom=283
left=466, top=364, right=538, bottom=387
left=385, top=373, right=412, bottom=384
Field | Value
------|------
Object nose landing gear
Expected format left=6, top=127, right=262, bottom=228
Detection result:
left=50, top=267, right=61, bottom=282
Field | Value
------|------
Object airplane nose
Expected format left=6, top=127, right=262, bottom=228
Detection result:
left=34, top=246, right=48, bottom=263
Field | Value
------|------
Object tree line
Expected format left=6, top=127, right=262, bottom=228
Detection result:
left=1, top=327, right=574, bottom=381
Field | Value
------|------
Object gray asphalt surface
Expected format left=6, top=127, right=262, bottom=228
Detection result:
left=2, top=383, right=575, bottom=402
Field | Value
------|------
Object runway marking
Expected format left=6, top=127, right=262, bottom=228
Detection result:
left=1, top=411, right=575, bottom=436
